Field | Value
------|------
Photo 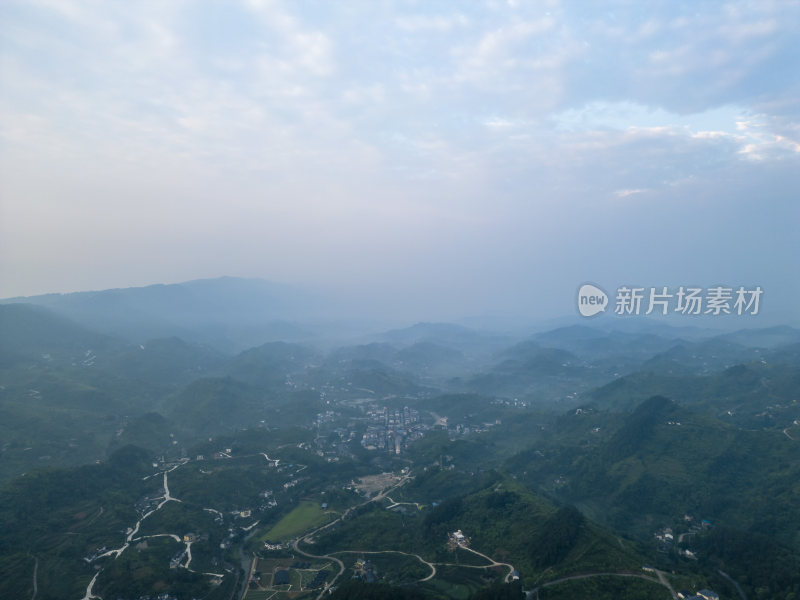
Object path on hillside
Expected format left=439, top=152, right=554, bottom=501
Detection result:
left=291, top=539, right=345, bottom=600
left=331, top=550, right=437, bottom=582
left=79, top=573, right=100, bottom=600
left=290, top=475, right=518, bottom=594
left=458, top=544, right=515, bottom=582
left=30, top=555, right=38, bottom=600
left=385, top=496, right=423, bottom=510
left=330, top=544, right=519, bottom=585
left=382, top=487, right=517, bottom=583
left=718, top=569, right=748, bottom=600
left=654, top=568, right=679, bottom=599
left=96, top=463, right=184, bottom=561
left=80, top=460, right=189, bottom=600
left=260, top=453, right=280, bottom=466
left=289, top=474, right=690, bottom=600
left=677, top=531, right=695, bottom=543
left=290, top=472, right=413, bottom=599
left=530, top=571, right=676, bottom=599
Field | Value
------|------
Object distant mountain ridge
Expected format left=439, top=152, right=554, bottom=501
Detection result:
left=0, top=277, right=318, bottom=352
left=0, top=303, right=125, bottom=366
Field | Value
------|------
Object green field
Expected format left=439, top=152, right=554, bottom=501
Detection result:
left=261, top=501, right=334, bottom=542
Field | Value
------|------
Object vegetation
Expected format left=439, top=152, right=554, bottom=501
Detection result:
left=2, top=301, right=799, bottom=598
left=262, top=500, right=334, bottom=542
left=694, top=526, right=800, bottom=599
left=536, top=576, right=671, bottom=600
left=330, top=580, right=430, bottom=600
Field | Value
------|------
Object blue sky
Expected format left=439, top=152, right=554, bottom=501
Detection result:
left=1, top=0, right=798, bottom=322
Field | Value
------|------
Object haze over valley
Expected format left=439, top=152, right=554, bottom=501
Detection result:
left=1, top=277, right=799, bottom=599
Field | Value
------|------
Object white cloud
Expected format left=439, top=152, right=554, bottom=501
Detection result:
left=0, top=0, right=798, bottom=313
left=613, top=188, right=648, bottom=199
left=243, top=0, right=334, bottom=76
left=452, top=17, right=560, bottom=85
left=396, top=13, right=468, bottom=32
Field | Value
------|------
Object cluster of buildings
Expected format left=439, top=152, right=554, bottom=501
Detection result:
left=447, top=529, right=469, bottom=550
left=316, top=410, right=338, bottom=425
left=259, top=489, right=278, bottom=510
left=361, top=405, right=425, bottom=454
left=353, top=558, right=377, bottom=583
left=447, top=422, right=496, bottom=439
left=654, top=527, right=674, bottom=554
left=491, top=398, right=529, bottom=408
left=263, top=540, right=285, bottom=551
left=655, top=515, right=712, bottom=557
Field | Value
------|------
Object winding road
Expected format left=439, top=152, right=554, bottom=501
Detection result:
left=286, top=472, right=413, bottom=599
left=654, top=568, right=679, bottom=599
left=79, top=460, right=188, bottom=599
left=530, top=570, right=677, bottom=599
left=331, top=550, right=437, bottom=582
left=385, top=496, right=423, bottom=510
left=283, top=471, right=520, bottom=599
left=79, top=572, right=100, bottom=600
left=458, top=544, right=516, bottom=582
left=291, top=531, right=347, bottom=600
left=718, top=569, right=748, bottom=600
left=30, top=555, right=38, bottom=600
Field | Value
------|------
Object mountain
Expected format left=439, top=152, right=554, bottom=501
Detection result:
left=223, top=341, right=320, bottom=387
left=507, top=396, right=800, bottom=551
left=375, top=322, right=515, bottom=357
left=461, top=343, right=604, bottom=403
left=326, top=342, right=400, bottom=366
left=589, top=360, right=800, bottom=427
left=638, top=338, right=767, bottom=375
left=1, top=277, right=319, bottom=352
left=714, top=325, right=800, bottom=349
left=395, top=342, right=466, bottom=372
left=101, top=336, right=228, bottom=385
left=531, top=325, right=684, bottom=363
left=0, top=303, right=125, bottom=367
left=313, top=474, right=654, bottom=591
left=163, top=376, right=265, bottom=434
left=0, top=305, right=231, bottom=480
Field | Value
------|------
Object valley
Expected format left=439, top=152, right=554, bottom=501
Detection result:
left=1, top=287, right=799, bottom=600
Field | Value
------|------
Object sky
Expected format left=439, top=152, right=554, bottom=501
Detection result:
left=1, top=0, right=799, bottom=323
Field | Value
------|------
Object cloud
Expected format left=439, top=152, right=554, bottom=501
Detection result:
left=396, top=13, right=468, bottom=32
left=452, top=17, right=560, bottom=86
left=614, top=188, right=648, bottom=199
left=0, top=0, right=798, bottom=321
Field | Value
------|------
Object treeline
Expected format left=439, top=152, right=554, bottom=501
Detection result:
left=0, top=445, right=152, bottom=551
left=330, top=580, right=429, bottom=600
left=695, top=526, right=800, bottom=599
left=330, top=580, right=523, bottom=600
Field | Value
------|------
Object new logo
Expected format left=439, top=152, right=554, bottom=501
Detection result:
left=577, top=283, right=608, bottom=317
